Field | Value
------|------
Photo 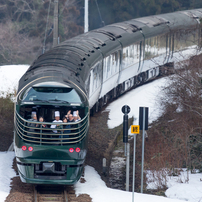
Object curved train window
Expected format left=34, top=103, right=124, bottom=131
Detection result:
left=122, top=43, right=140, bottom=69
left=103, top=51, right=120, bottom=81
left=173, top=29, right=198, bottom=51
left=89, top=61, right=102, bottom=96
left=85, top=76, right=90, bottom=97
left=21, top=87, right=83, bottom=104
left=145, top=34, right=168, bottom=60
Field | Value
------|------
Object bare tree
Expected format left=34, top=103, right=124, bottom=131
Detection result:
left=7, top=0, right=41, bottom=21
left=0, top=20, right=41, bottom=64
left=0, top=0, right=83, bottom=64
left=145, top=52, right=202, bottom=183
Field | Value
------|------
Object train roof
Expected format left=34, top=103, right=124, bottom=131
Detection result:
left=17, top=8, right=202, bottom=95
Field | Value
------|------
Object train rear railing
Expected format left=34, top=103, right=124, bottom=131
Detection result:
left=14, top=111, right=89, bottom=145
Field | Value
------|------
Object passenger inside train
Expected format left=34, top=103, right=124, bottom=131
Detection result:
left=20, top=106, right=84, bottom=124
left=50, top=111, right=63, bottom=133
left=19, top=85, right=86, bottom=122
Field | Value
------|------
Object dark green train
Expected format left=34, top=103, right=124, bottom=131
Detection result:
left=14, top=8, right=202, bottom=184
left=15, top=77, right=89, bottom=184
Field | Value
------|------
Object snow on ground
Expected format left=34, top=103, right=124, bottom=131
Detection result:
left=147, top=169, right=202, bottom=202
left=165, top=171, right=202, bottom=202
left=74, top=165, right=184, bottom=202
left=105, top=77, right=168, bottom=130
left=1, top=65, right=202, bottom=202
left=0, top=152, right=15, bottom=202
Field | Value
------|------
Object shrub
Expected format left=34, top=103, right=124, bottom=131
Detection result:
left=0, top=94, right=14, bottom=151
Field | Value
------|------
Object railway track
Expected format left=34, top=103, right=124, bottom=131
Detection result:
left=33, top=185, right=77, bottom=202
left=5, top=175, right=92, bottom=202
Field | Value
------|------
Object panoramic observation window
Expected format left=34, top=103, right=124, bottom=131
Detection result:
left=21, top=87, right=83, bottom=103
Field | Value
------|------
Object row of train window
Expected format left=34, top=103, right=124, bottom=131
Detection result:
left=88, top=29, right=199, bottom=95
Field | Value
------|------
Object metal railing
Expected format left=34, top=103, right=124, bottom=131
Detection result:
left=14, top=111, right=89, bottom=145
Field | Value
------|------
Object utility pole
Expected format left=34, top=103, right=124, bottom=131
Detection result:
left=53, top=0, right=59, bottom=47
left=84, top=0, right=89, bottom=32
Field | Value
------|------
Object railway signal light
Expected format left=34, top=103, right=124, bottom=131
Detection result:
left=121, top=105, right=131, bottom=192
left=139, top=107, right=148, bottom=130
left=121, top=105, right=130, bottom=143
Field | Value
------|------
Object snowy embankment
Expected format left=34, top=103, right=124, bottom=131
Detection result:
left=1, top=65, right=202, bottom=202
left=0, top=152, right=15, bottom=202
left=105, top=77, right=167, bottom=129
left=0, top=65, right=29, bottom=202
left=74, top=166, right=185, bottom=202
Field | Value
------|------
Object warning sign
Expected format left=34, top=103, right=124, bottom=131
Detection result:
left=131, top=125, right=140, bottom=134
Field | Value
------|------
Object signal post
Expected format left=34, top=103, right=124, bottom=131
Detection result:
left=131, top=124, right=139, bottom=202
left=121, top=105, right=149, bottom=201
left=121, top=105, right=130, bottom=191
left=139, top=107, right=149, bottom=193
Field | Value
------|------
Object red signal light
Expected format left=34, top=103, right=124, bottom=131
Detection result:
left=75, top=147, right=81, bottom=153
left=69, top=148, right=74, bottom=153
left=22, top=146, right=27, bottom=151
left=28, top=147, right=33, bottom=152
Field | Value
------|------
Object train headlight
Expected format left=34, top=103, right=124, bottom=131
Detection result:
left=22, top=146, right=27, bottom=151
left=69, top=148, right=74, bottom=153
left=75, top=147, right=81, bottom=153
left=28, top=147, right=33, bottom=152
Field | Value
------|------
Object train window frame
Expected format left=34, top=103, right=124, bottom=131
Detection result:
left=19, top=104, right=87, bottom=122
left=172, top=29, right=199, bottom=52
left=144, top=33, right=169, bottom=60
left=20, top=86, right=84, bottom=104
left=122, top=42, right=140, bottom=69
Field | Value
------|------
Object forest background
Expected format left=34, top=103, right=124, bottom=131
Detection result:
left=0, top=0, right=202, bottom=65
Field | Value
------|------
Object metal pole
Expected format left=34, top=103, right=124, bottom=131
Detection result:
left=141, top=107, right=146, bottom=193
left=84, top=0, right=89, bottom=32
left=123, top=113, right=128, bottom=155
left=53, top=0, right=59, bottom=47
left=132, top=134, right=136, bottom=202
left=126, top=143, right=130, bottom=191
left=103, top=158, right=107, bottom=176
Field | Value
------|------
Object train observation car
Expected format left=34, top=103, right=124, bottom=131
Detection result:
left=14, top=8, right=202, bottom=184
